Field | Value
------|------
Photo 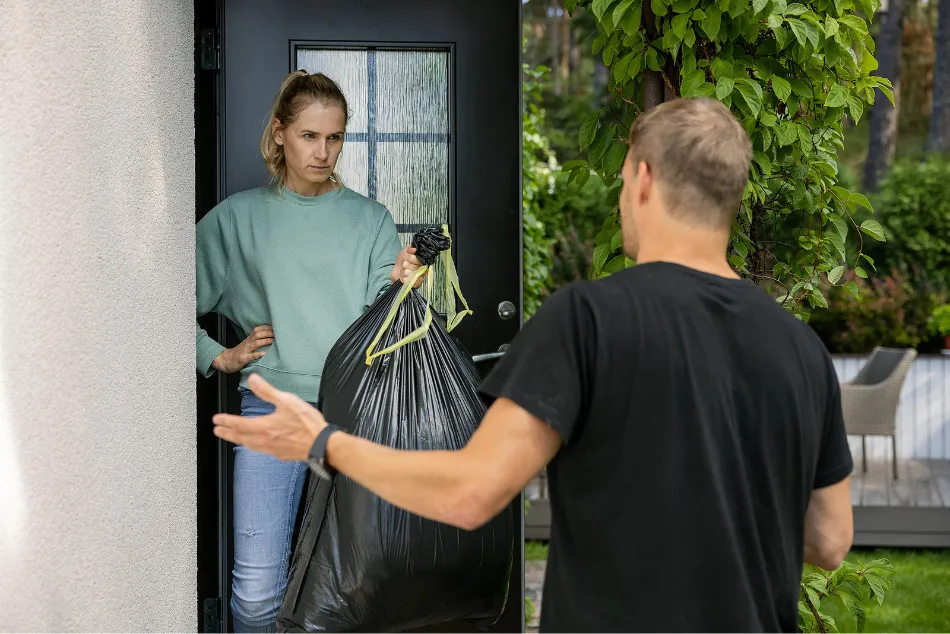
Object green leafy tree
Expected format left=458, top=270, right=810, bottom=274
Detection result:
left=564, top=0, right=894, bottom=315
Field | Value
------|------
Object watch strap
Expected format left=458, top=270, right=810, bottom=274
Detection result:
left=307, top=423, right=341, bottom=480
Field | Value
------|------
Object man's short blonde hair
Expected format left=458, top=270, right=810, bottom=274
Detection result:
left=628, top=97, right=752, bottom=228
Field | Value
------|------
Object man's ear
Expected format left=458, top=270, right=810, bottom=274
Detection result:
left=636, top=161, right=653, bottom=204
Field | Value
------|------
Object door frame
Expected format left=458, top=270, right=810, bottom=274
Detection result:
left=195, top=2, right=525, bottom=631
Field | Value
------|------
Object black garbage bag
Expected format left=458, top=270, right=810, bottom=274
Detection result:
left=277, top=227, right=515, bottom=633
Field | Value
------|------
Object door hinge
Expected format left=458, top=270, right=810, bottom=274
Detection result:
left=202, top=597, right=223, bottom=632
left=200, top=29, right=219, bottom=71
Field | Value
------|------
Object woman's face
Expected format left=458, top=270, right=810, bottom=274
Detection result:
left=274, top=101, right=346, bottom=192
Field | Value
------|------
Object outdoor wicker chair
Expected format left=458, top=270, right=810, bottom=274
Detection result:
left=840, top=346, right=917, bottom=480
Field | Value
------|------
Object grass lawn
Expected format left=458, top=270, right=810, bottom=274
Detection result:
left=524, top=542, right=950, bottom=632
left=848, top=548, right=950, bottom=633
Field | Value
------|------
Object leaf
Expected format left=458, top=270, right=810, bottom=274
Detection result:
left=774, top=26, right=791, bottom=50
left=824, top=16, right=840, bottom=37
left=768, top=13, right=783, bottom=28
left=752, top=0, right=768, bottom=13
left=672, top=0, right=698, bottom=11
left=866, top=575, right=888, bottom=605
left=828, top=266, right=844, bottom=284
left=613, top=0, right=637, bottom=24
left=644, top=47, right=661, bottom=72
left=602, top=140, right=628, bottom=176
left=860, top=48, right=879, bottom=74
left=790, top=78, right=812, bottom=98
left=829, top=214, right=848, bottom=241
left=651, top=0, right=667, bottom=16
left=772, top=76, right=792, bottom=102
left=798, top=123, right=813, bottom=154
left=776, top=120, right=798, bottom=146
left=716, top=76, right=735, bottom=99
left=839, top=13, right=869, bottom=35
left=860, top=219, right=886, bottom=241
left=701, top=5, right=722, bottom=39
left=695, top=81, right=716, bottom=97
left=850, top=192, right=872, bottom=211
left=684, top=26, right=696, bottom=47
left=604, top=254, right=628, bottom=274
left=589, top=123, right=616, bottom=164
left=672, top=12, right=690, bottom=39
left=825, top=84, right=847, bottom=108
left=827, top=230, right=847, bottom=262
left=579, top=113, right=600, bottom=149
left=785, top=2, right=808, bottom=14
left=847, top=94, right=865, bottom=122
left=575, top=168, right=590, bottom=188
left=855, top=266, right=868, bottom=278
left=560, top=159, right=588, bottom=171
left=620, top=1, right=643, bottom=34
left=855, top=604, right=867, bottom=633
left=804, top=20, right=820, bottom=48
left=610, top=227, right=624, bottom=250
left=752, top=150, right=771, bottom=175
left=735, top=79, right=763, bottom=116
left=593, top=243, right=611, bottom=271
left=593, top=0, right=615, bottom=20
left=788, top=18, right=809, bottom=47
left=711, top=57, right=733, bottom=79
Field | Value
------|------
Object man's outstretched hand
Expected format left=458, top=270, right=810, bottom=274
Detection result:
left=212, top=374, right=328, bottom=461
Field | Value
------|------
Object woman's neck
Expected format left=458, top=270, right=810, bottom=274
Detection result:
left=283, top=174, right=336, bottom=197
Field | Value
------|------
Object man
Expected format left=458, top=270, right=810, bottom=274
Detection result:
left=213, top=97, right=854, bottom=632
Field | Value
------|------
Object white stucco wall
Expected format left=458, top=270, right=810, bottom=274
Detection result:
left=0, top=1, right=196, bottom=630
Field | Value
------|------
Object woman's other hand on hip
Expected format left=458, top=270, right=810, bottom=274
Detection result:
left=212, top=325, right=275, bottom=373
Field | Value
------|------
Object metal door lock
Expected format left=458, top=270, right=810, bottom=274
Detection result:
left=497, top=301, right=517, bottom=320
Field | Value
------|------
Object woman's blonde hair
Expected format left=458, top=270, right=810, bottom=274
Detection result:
left=260, top=70, right=350, bottom=187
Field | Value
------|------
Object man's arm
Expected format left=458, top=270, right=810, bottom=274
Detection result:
left=212, top=374, right=561, bottom=530
left=327, top=397, right=562, bottom=529
left=212, top=285, right=592, bottom=528
left=803, top=477, right=853, bottom=570
left=804, top=357, right=855, bottom=570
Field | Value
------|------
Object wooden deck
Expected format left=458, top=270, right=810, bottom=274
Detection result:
left=851, top=458, right=950, bottom=508
left=525, top=459, right=950, bottom=548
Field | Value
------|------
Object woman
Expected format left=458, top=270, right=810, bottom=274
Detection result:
left=196, top=70, right=423, bottom=632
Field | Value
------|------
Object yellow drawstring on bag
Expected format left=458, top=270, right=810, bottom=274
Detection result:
left=365, top=225, right=472, bottom=366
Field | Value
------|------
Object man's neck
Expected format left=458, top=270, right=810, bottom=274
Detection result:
left=635, top=229, right=738, bottom=279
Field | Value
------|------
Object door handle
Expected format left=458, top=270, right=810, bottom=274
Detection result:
left=472, top=344, right=509, bottom=364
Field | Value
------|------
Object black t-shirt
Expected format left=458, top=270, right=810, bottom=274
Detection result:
left=480, top=262, right=853, bottom=633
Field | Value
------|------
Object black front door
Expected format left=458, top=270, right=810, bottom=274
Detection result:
left=196, top=1, right=524, bottom=631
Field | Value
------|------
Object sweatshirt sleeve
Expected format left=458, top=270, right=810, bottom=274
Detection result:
left=364, top=209, right=402, bottom=309
left=196, top=200, right=233, bottom=377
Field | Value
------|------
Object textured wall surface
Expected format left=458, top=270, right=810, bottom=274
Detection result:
left=0, top=1, right=196, bottom=630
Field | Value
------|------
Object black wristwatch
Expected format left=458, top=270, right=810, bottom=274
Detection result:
left=307, top=424, right=342, bottom=481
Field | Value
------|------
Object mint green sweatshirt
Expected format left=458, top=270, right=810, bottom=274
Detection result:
left=196, top=185, right=402, bottom=402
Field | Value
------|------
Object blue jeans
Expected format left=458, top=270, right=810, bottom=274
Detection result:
left=231, top=389, right=310, bottom=633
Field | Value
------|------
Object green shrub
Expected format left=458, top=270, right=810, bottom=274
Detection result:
left=536, top=170, right=613, bottom=287
left=929, top=304, right=950, bottom=338
left=523, top=62, right=559, bottom=320
left=807, top=268, right=943, bottom=353
left=799, top=558, right=896, bottom=633
left=867, top=157, right=950, bottom=293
